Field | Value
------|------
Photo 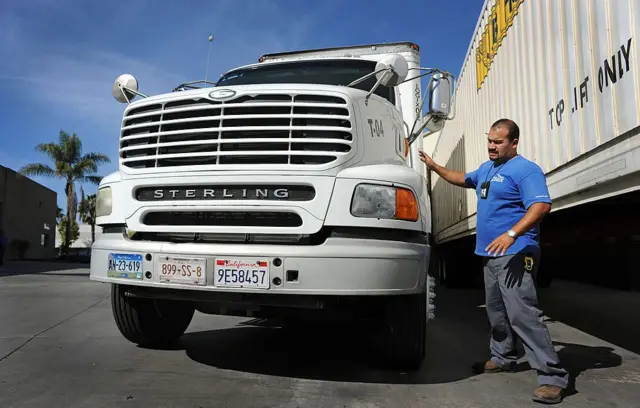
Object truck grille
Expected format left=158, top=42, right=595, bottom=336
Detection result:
left=130, top=232, right=313, bottom=245
left=120, top=93, right=353, bottom=169
left=142, top=211, right=303, bottom=227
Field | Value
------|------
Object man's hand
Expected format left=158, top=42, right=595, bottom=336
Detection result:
left=485, top=233, right=516, bottom=257
left=418, top=149, right=436, bottom=169
left=419, top=149, right=470, bottom=188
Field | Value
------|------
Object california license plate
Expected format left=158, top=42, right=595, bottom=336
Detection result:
left=107, top=253, right=143, bottom=280
left=156, top=255, right=206, bottom=286
left=214, top=258, right=270, bottom=289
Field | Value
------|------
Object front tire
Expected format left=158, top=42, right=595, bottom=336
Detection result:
left=111, top=284, right=195, bottom=347
left=378, top=293, right=427, bottom=371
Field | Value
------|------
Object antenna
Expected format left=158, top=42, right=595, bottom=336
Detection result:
left=204, top=34, right=214, bottom=85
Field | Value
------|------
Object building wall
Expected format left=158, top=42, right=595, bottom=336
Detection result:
left=0, top=165, right=57, bottom=260
left=421, top=131, right=440, bottom=157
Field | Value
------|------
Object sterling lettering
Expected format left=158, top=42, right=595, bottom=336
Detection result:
left=149, top=187, right=291, bottom=200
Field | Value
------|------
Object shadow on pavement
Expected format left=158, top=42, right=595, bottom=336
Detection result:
left=510, top=341, right=623, bottom=397
left=0, top=260, right=89, bottom=277
left=151, top=284, right=623, bottom=385
left=555, top=342, right=622, bottom=395
left=538, top=281, right=640, bottom=355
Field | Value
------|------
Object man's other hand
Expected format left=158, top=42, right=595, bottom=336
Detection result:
left=485, top=233, right=516, bottom=257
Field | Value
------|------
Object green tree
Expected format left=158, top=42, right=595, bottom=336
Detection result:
left=58, top=216, right=80, bottom=247
left=19, top=130, right=110, bottom=255
left=79, top=188, right=97, bottom=243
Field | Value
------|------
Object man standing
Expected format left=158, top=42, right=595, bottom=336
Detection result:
left=419, top=119, right=569, bottom=404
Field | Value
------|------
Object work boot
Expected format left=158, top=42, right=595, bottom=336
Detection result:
left=532, top=385, right=564, bottom=404
left=471, top=359, right=516, bottom=374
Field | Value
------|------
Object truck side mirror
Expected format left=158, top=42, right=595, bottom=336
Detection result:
left=426, top=72, right=452, bottom=117
left=407, top=71, right=456, bottom=145
left=349, top=54, right=409, bottom=105
left=375, top=54, right=409, bottom=87
left=112, top=74, right=148, bottom=104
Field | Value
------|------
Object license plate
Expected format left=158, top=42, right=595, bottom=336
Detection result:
left=214, top=258, right=270, bottom=288
left=156, top=255, right=206, bottom=286
left=107, top=253, right=143, bottom=280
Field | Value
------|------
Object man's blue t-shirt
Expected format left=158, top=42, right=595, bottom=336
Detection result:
left=464, top=155, right=551, bottom=257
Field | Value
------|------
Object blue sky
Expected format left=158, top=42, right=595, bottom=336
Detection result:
left=0, top=0, right=482, bottom=212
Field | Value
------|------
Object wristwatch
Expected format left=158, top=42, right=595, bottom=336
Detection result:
left=507, top=229, right=517, bottom=238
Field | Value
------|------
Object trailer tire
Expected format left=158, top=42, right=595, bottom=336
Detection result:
left=378, top=293, right=426, bottom=371
left=111, top=284, right=195, bottom=347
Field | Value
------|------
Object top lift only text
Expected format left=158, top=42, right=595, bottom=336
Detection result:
left=548, top=37, right=633, bottom=130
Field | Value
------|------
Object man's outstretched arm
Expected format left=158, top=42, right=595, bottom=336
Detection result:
left=419, top=149, right=472, bottom=188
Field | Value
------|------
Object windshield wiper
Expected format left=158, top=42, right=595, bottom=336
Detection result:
left=172, top=80, right=218, bottom=92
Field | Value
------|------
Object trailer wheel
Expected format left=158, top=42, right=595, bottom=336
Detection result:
left=111, top=284, right=195, bottom=347
left=378, top=293, right=426, bottom=371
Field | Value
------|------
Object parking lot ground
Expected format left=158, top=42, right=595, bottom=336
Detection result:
left=1, top=261, right=639, bottom=407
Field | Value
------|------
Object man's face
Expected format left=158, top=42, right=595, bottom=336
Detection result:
left=487, top=126, right=517, bottom=161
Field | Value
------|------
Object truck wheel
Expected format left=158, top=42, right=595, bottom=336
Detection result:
left=111, top=284, right=195, bottom=347
left=378, top=293, right=426, bottom=371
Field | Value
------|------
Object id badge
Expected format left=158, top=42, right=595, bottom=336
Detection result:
left=480, top=181, right=490, bottom=199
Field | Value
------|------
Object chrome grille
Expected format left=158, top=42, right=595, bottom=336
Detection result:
left=119, top=93, right=353, bottom=169
left=142, top=211, right=303, bottom=227
left=130, top=232, right=308, bottom=244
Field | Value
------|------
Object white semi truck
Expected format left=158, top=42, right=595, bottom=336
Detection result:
left=91, top=42, right=455, bottom=369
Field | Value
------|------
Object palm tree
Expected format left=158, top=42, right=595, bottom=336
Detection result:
left=19, top=130, right=110, bottom=255
left=79, top=188, right=97, bottom=243
left=56, top=207, right=63, bottom=225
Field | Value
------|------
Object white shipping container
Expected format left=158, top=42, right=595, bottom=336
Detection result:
left=430, top=0, right=640, bottom=244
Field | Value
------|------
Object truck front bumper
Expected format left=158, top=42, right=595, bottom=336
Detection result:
left=90, top=231, right=430, bottom=296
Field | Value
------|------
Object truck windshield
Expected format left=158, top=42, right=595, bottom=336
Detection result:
left=216, top=59, right=395, bottom=104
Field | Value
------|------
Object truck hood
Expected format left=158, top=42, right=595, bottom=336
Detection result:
left=124, top=83, right=368, bottom=107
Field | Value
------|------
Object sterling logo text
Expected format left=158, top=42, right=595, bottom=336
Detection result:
left=151, top=187, right=290, bottom=200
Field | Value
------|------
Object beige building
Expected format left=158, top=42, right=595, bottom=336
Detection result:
left=0, top=164, right=57, bottom=260
left=55, top=222, right=102, bottom=248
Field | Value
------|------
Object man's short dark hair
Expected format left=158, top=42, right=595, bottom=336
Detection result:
left=491, top=118, right=520, bottom=142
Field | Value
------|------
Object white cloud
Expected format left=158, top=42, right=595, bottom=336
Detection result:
left=0, top=48, right=187, bottom=128
left=0, top=0, right=325, bottom=211
left=0, top=0, right=321, bottom=127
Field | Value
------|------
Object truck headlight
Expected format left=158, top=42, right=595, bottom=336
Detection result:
left=350, top=184, right=418, bottom=222
left=96, top=187, right=112, bottom=217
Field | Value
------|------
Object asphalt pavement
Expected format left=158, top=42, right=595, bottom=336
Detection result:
left=1, top=261, right=639, bottom=408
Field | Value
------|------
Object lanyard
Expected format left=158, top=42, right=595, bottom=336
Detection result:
left=480, top=156, right=516, bottom=200
left=483, top=161, right=506, bottom=185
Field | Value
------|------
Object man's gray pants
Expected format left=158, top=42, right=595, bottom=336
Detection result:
left=483, top=248, right=569, bottom=389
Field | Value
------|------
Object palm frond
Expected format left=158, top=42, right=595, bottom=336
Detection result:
left=79, top=175, right=103, bottom=185
left=72, top=158, right=99, bottom=177
left=69, top=133, right=83, bottom=164
left=35, top=143, right=64, bottom=163
left=61, top=132, right=83, bottom=164
left=82, top=153, right=111, bottom=165
left=71, top=153, right=111, bottom=180
left=18, top=163, right=57, bottom=178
